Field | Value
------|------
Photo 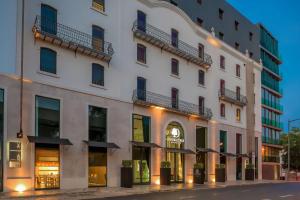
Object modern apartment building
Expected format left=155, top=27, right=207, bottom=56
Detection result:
left=164, top=0, right=283, bottom=180
left=0, top=0, right=262, bottom=192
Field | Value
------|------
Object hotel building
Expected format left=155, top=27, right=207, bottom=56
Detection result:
left=0, top=0, right=262, bottom=192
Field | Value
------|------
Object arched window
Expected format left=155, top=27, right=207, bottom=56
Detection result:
left=166, top=122, right=184, bottom=149
left=40, top=47, right=57, bottom=74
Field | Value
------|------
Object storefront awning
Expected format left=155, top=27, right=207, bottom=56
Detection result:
left=130, top=141, right=162, bottom=148
left=220, top=152, right=236, bottom=157
left=27, top=136, right=73, bottom=145
left=164, top=148, right=195, bottom=154
left=83, top=140, right=120, bottom=149
left=196, top=147, right=219, bottom=153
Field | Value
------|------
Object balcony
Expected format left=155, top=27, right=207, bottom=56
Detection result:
left=262, top=98, right=283, bottom=113
left=262, top=117, right=283, bottom=130
left=262, top=136, right=281, bottom=146
left=263, top=156, right=280, bottom=163
left=132, top=21, right=212, bottom=69
left=132, top=89, right=213, bottom=120
left=218, top=89, right=247, bottom=107
left=32, top=15, right=114, bottom=63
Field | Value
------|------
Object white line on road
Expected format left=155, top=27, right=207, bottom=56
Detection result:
left=280, top=194, right=294, bottom=198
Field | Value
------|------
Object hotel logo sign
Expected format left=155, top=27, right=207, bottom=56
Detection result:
left=167, top=128, right=184, bottom=144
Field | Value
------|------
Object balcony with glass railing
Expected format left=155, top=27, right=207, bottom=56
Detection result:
left=262, top=77, right=283, bottom=96
left=262, top=156, right=280, bottom=163
left=132, top=89, right=213, bottom=120
left=32, top=15, right=114, bottom=62
left=262, top=98, right=283, bottom=113
left=262, top=117, right=283, bottom=130
left=262, top=136, right=281, bottom=146
left=218, top=88, right=247, bottom=107
left=132, top=20, right=212, bottom=69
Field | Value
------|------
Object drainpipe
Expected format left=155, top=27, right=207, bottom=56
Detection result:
left=17, top=0, right=25, bottom=139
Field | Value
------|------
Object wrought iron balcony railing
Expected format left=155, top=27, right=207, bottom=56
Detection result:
left=218, top=88, right=247, bottom=106
left=32, top=15, right=114, bottom=62
left=132, top=89, right=212, bottom=120
left=262, top=156, right=280, bottom=163
left=132, top=21, right=212, bottom=68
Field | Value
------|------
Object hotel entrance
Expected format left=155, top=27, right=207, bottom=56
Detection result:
left=35, top=144, right=60, bottom=189
left=166, top=122, right=185, bottom=183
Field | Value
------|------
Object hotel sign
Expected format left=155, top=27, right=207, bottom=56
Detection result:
left=8, top=142, right=21, bottom=168
left=167, top=128, right=184, bottom=144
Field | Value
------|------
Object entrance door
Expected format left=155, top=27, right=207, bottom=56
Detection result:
left=196, top=127, right=207, bottom=181
left=133, top=147, right=150, bottom=184
left=236, top=134, right=242, bottom=180
left=166, top=152, right=184, bottom=183
left=35, top=144, right=60, bottom=190
left=88, top=147, right=107, bottom=187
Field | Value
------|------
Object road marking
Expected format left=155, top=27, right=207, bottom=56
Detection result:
left=179, top=196, right=196, bottom=199
left=280, top=194, right=294, bottom=198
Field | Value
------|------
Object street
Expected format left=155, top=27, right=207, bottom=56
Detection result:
left=97, top=183, right=300, bottom=200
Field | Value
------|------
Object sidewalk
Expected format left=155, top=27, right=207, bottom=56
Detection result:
left=0, top=180, right=284, bottom=200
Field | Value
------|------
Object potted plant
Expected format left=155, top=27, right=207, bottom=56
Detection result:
left=193, top=163, right=205, bottom=184
left=215, top=164, right=226, bottom=182
left=121, top=160, right=133, bottom=188
left=245, top=164, right=255, bottom=181
left=160, top=161, right=171, bottom=185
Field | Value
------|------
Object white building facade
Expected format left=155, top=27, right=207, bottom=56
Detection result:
left=0, top=0, right=262, bottom=192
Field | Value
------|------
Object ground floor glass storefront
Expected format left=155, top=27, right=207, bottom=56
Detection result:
left=88, top=147, right=107, bottom=187
left=35, top=144, right=60, bottom=190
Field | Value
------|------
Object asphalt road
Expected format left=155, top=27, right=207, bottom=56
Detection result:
left=97, top=183, right=300, bottom=200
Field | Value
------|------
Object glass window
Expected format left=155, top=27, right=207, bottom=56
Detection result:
left=88, top=147, right=107, bottom=187
left=220, top=55, right=225, bottom=69
left=234, top=21, right=239, bottom=31
left=171, top=29, right=178, bottom=48
left=171, top=59, right=179, bottom=76
left=137, top=10, right=146, bottom=32
left=89, top=106, right=107, bottom=142
left=41, top=4, right=57, bottom=35
left=219, top=9, right=224, bottom=20
left=40, top=48, right=57, bottom=74
left=171, top=88, right=179, bottom=109
left=137, top=44, right=146, bottom=64
left=219, top=32, right=224, bottom=40
left=92, top=0, right=105, bottom=12
left=220, top=103, right=225, bottom=117
left=92, top=63, right=104, bottom=86
left=92, top=25, right=104, bottom=51
left=137, top=77, right=146, bottom=101
left=220, top=130, right=227, bottom=153
left=236, top=108, right=241, bottom=121
left=198, top=70, right=205, bottom=85
left=199, top=96, right=204, bottom=114
left=236, top=64, right=240, bottom=77
left=35, top=96, right=60, bottom=138
left=197, top=18, right=203, bottom=27
left=198, top=43, right=204, bottom=59
left=133, top=114, right=150, bottom=143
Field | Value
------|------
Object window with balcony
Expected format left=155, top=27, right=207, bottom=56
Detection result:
left=197, top=18, right=203, bottom=27
left=220, top=55, right=225, bottom=69
left=220, top=79, right=225, bottom=95
left=219, top=9, right=224, bottom=20
left=198, top=43, right=204, bottom=59
left=137, top=77, right=146, bottom=101
left=92, top=63, right=104, bottom=86
left=199, top=96, right=204, bottom=115
left=137, top=10, right=146, bottom=32
left=198, top=70, right=205, bottom=85
left=92, top=25, right=104, bottom=52
left=171, top=58, right=179, bottom=76
left=236, top=64, right=240, bottom=77
left=137, top=44, right=146, bottom=64
left=171, top=88, right=179, bottom=109
left=236, top=108, right=241, bottom=122
left=234, top=21, right=239, bottom=31
left=171, top=29, right=179, bottom=48
left=220, top=103, right=225, bottom=117
left=41, top=4, right=57, bottom=35
left=40, top=47, right=57, bottom=74
left=92, top=0, right=105, bottom=12
left=236, top=86, right=241, bottom=101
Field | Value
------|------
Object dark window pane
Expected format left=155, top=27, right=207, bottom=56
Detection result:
left=171, top=29, right=178, bottom=48
left=41, top=4, right=57, bottom=35
left=92, top=63, right=104, bottom=86
left=198, top=43, right=204, bottom=59
left=220, top=103, right=225, bottom=117
left=236, top=64, right=240, bottom=77
left=137, top=77, right=146, bottom=101
left=92, top=0, right=105, bottom=12
left=220, top=130, right=227, bottom=153
left=220, top=55, right=225, bottom=69
left=92, top=26, right=104, bottom=51
left=137, top=10, right=146, bottom=32
left=198, top=70, right=205, bottom=85
left=137, top=44, right=146, bottom=63
left=199, top=96, right=204, bottom=114
left=171, top=88, right=178, bottom=109
left=89, top=106, right=107, bottom=142
left=36, top=96, right=60, bottom=138
left=133, top=114, right=150, bottom=143
left=40, top=48, right=57, bottom=74
left=171, top=59, right=179, bottom=75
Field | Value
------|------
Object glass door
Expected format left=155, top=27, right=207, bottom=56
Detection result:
left=88, top=147, right=107, bottom=187
left=133, top=147, right=150, bottom=184
left=167, top=152, right=184, bottom=183
left=35, top=144, right=60, bottom=190
left=196, top=127, right=207, bottom=181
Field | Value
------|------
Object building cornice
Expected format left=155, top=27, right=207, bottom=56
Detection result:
left=139, top=0, right=262, bottom=71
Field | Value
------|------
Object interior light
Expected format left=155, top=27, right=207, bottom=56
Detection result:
left=15, top=184, right=26, bottom=193
left=207, top=36, right=221, bottom=48
left=155, top=179, right=160, bottom=185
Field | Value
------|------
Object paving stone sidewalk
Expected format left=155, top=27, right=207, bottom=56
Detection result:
left=0, top=180, right=284, bottom=200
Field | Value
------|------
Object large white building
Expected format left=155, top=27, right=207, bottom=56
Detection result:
left=0, top=0, right=262, bottom=192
